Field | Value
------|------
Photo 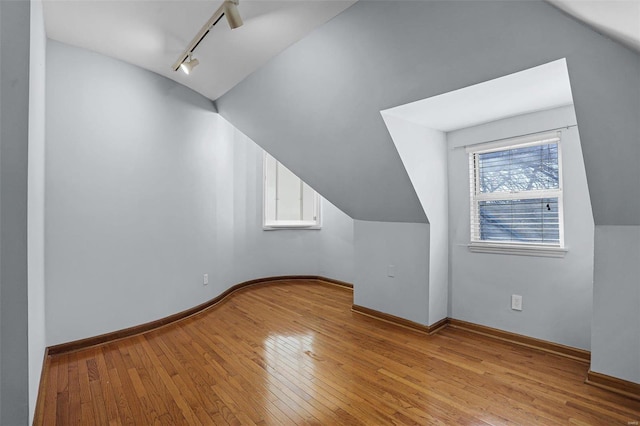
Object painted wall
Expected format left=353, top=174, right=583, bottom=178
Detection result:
left=208, top=116, right=355, bottom=287
left=28, top=0, right=47, bottom=422
left=447, top=106, right=594, bottom=350
left=0, top=0, right=31, bottom=423
left=381, top=115, right=449, bottom=325
left=354, top=220, right=430, bottom=325
left=592, top=226, right=640, bottom=383
left=45, top=41, right=354, bottom=345
left=216, top=0, right=640, bottom=227
left=214, top=0, right=640, bottom=384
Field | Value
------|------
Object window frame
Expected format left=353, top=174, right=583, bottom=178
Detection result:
left=262, top=152, right=322, bottom=231
left=467, top=131, right=567, bottom=257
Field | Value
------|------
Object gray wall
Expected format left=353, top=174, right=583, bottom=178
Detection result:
left=0, top=0, right=31, bottom=423
left=28, top=0, right=46, bottom=422
left=592, top=226, right=640, bottom=383
left=217, top=0, right=640, bottom=383
left=354, top=220, right=430, bottom=325
left=45, top=41, right=354, bottom=345
left=447, top=106, right=594, bottom=350
left=216, top=0, right=640, bottom=227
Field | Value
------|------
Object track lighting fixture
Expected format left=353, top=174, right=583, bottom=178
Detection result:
left=180, top=54, right=199, bottom=75
left=172, top=0, right=243, bottom=73
left=223, top=0, right=243, bottom=29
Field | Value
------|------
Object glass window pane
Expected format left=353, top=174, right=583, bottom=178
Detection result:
left=301, top=182, right=316, bottom=221
left=276, top=163, right=302, bottom=221
left=478, top=198, right=559, bottom=244
left=264, top=155, right=277, bottom=222
left=264, top=152, right=321, bottom=229
left=478, top=144, right=559, bottom=194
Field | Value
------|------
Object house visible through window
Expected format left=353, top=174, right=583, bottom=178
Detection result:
left=468, top=132, right=564, bottom=252
left=263, top=153, right=321, bottom=229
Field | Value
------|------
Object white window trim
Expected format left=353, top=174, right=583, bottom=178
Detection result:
left=468, top=242, right=568, bottom=257
left=262, top=153, right=322, bottom=231
left=467, top=131, right=566, bottom=257
left=263, top=220, right=322, bottom=230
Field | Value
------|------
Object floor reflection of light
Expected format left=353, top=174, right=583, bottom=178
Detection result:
left=264, top=333, right=315, bottom=372
left=263, top=332, right=317, bottom=403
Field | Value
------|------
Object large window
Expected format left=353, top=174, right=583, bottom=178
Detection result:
left=468, top=132, right=564, bottom=255
left=263, top=153, right=321, bottom=229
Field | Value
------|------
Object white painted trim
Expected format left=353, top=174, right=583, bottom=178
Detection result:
left=468, top=133, right=565, bottom=249
left=468, top=242, right=567, bottom=258
left=263, top=152, right=322, bottom=230
left=263, top=222, right=322, bottom=230
left=464, top=130, right=562, bottom=153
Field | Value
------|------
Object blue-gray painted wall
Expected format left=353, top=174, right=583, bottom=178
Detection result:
left=0, top=0, right=31, bottom=423
left=216, top=0, right=640, bottom=226
left=216, top=0, right=640, bottom=384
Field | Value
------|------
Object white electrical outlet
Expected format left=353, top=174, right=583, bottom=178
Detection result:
left=387, top=265, right=396, bottom=278
left=511, top=294, right=522, bottom=311
left=203, top=274, right=209, bottom=286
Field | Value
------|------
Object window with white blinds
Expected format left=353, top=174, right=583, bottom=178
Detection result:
left=468, top=132, right=564, bottom=250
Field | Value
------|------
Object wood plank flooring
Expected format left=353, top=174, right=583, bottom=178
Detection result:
left=37, top=279, right=640, bottom=425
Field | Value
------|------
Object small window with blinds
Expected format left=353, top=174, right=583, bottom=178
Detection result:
left=263, top=152, right=321, bottom=230
left=468, top=131, right=565, bottom=256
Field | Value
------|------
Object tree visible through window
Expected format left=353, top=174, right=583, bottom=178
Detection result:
left=469, top=133, right=563, bottom=247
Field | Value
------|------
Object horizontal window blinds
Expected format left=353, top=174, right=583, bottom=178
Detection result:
left=469, top=135, right=563, bottom=246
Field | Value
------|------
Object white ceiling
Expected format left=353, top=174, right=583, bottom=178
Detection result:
left=381, top=59, right=574, bottom=132
left=42, top=0, right=639, bottom=102
left=43, top=0, right=356, bottom=101
left=548, top=0, right=640, bottom=52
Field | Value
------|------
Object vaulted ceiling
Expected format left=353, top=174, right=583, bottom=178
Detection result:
left=214, top=0, right=640, bottom=225
left=44, top=0, right=357, bottom=101
left=548, top=0, right=640, bottom=53
left=43, top=0, right=640, bottom=102
left=42, top=0, right=640, bottom=226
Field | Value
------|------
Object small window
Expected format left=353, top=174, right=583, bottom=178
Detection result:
left=468, top=132, right=565, bottom=255
left=263, top=153, right=321, bottom=229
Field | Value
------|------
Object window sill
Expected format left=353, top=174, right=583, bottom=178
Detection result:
left=468, top=243, right=567, bottom=258
left=263, top=221, right=321, bottom=231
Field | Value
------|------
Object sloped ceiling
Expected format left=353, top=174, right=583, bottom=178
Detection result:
left=216, top=0, right=640, bottom=225
left=548, top=0, right=640, bottom=53
left=381, top=59, right=574, bottom=132
left=42, top=1, right=639, bottom=102
left=42, top=0, right=640, bottom=225
left=43, top=0, right=356, bottom=101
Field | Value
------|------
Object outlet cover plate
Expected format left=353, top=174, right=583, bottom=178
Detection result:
left=511, top=294, right=522, bottom=311
left=387, top=265, right=396, bottom=278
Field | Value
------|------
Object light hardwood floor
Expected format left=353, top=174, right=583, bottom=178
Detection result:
left=37, top=280, right=640, bottom=425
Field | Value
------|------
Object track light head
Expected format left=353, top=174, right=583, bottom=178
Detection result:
left=172, top=0, right=243, bottom=72
left=180, top=55, right=199, bottom=75
left=224, top=0, right=243, bottom=29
